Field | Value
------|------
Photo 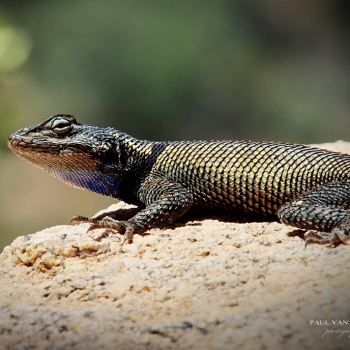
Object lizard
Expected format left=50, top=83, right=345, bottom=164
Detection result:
left=7, top=114, right=350, bottom=247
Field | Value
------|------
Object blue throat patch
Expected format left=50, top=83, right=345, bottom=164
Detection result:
left=52, top=169, right=124, bottom=198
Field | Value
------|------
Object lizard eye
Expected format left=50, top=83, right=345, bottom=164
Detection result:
left=52, top=118, right=72, bottom=135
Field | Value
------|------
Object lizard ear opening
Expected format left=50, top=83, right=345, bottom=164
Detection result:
left=96, top=138, right=125, bottom=172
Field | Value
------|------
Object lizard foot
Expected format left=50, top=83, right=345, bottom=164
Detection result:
left=71, top=215, right=128, bottom=241
left=304, top=228, right=349, bottom=248
left=71, top=216, right=142, bottom=250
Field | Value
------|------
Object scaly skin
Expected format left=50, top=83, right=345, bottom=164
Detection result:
left=8, top=114, right=350, bottom=247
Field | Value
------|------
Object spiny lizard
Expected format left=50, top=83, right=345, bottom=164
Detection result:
left=8, top=114, right=350, bottom=247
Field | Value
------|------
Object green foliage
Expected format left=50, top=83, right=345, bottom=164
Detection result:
left=0, top=11, right=32, bottom=150
left=1, top=0, right=350, bottom=143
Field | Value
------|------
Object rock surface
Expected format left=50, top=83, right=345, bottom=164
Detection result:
left=1, top=142, right=350, bottom=350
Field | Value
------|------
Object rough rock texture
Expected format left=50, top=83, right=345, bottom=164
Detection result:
left=1, top=142, right=350, bottom=350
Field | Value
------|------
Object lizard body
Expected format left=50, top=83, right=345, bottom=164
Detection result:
left=8, top=114, right=350, bottom=246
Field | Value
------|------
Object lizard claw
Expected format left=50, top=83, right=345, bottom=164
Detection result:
left=88, top=229, right=116, bottom=242
left=120, top=226, right=136, bottom=250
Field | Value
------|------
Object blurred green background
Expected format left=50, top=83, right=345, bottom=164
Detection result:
left=1, top=0, right=350, bottom=251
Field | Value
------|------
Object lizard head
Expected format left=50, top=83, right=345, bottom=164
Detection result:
left=8, top=114, right=125, bottom=198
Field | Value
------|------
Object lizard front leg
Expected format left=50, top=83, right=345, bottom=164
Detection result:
left=278, top=181, right=350, bottom=246
left=72, top=174, right=193, bottom=246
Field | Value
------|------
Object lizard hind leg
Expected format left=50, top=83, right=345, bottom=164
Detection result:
left=278, top=181, right=350, bottom=247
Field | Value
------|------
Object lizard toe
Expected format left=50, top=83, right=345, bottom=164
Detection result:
left=304, top=229, right=348, bottom=248
left=70, top=215, right=90, bottom=224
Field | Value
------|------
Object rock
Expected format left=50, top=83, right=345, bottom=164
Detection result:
left=1, top=142, right=350, bottom=350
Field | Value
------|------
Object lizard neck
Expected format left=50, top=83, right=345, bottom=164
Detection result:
left=120, top=135, right=165, bottom=172
left=115, top=134, right=167, bottom=204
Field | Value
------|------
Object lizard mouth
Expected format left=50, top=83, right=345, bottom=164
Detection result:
left=7, top=133, right=97, bottom=172
left=8, top=133, right=91, bottom=155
